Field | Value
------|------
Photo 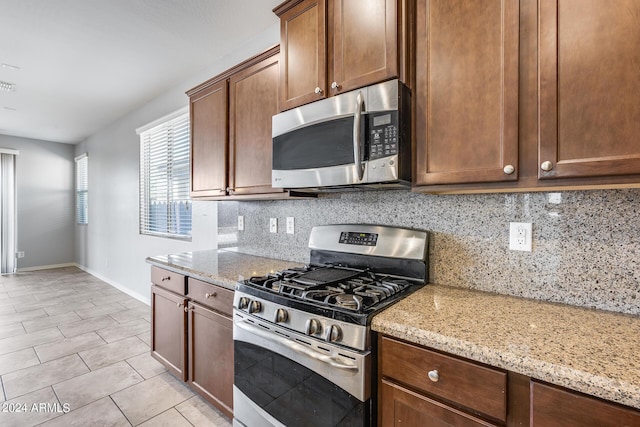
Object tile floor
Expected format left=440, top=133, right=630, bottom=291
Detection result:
left=0, top=266, right=232, bottom=427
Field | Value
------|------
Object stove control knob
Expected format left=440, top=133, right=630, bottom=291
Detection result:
left=238, top=297, right=250, bottom=310
left=248, top=300, right=262, bottom=314
left=325, top=324, right=342, bottom=343
left=274, top=308, right=288, bottom=323
left=305, top=319, right=322, bottom=336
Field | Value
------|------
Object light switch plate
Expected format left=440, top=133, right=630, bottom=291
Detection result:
left=238, top=216, right=244, bottom=231
left=286, top=217, right=295, bottom=234
left=269, top=218, right=278, bottom=233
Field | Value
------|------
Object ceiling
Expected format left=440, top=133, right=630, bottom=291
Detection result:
left=0, top=0, right=281, bottom=144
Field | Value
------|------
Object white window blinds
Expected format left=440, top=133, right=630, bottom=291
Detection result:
left=139, top=111, right=191, bottom=239
left=75, top=154, right=88, bottom=225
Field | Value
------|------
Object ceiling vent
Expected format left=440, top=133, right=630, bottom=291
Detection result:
left=0, top=81, right=16, bottom=92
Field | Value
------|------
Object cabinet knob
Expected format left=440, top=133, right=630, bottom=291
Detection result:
left=161, top=276, right=170, bottom=281
left=503, top=164, right=515, bottom=175
left=541, top=161, right=553, bottom=171
left=205, top=292, right=217, bottom=299
left=314, top=87, right=323, bottom=95
left=177, top=302, right=183, bottom=308
left=428, top=369, right=440, bottom=382
left=331, top=81, right=340, bottom=90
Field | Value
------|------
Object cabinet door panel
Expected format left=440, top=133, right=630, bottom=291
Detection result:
left=415, top=0, right=519, bottom=185
left=539, top=0, right=640, bottom=179
left=188, top=302, right=233, bottom=419
left=190, top=80, right=228, bottom=197
left=229, top=53, right=283, bottom=195
left=380, top=380, right=498, bottom=427
left=531, top=381, right=640, bottom=426
left=151, top=285, right=187, bottom=380
left=330, top=0, right=397, bottom=94
left=278, top=0, right=326, bottom=110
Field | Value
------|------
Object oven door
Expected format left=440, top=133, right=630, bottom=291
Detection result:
left=233, top=310, right=372, bottom=427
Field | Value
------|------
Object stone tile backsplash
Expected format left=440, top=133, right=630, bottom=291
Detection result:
left=218, top=189, right=640, bottom=315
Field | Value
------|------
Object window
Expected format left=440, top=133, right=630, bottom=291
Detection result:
left=138, top=108, right=191, bottom=239
left=75, top=154, right=88, bottom=225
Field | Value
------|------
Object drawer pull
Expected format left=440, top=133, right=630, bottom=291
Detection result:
left=205, top=292, right=217, bottom=299
left=428, top=369, right=440, bottom=382
left=177, top=302, right=183, bottom=308
left=161, top=276, right=171, bottom=281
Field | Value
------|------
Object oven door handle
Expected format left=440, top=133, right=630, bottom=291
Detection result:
left=235, top=320, right=359, bottom=371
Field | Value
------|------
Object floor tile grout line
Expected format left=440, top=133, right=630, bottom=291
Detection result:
left=109, top=395, right=135, bottom=426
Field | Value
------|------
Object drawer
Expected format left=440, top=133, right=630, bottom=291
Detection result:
left=380, top=336, right=507, bottom=422
left=151, top=266, right=186, bottom=295
left=187, top=278, right=233, bottom=316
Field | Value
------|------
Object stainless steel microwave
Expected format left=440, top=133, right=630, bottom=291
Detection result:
left=272, top=79, right=411, bottom=191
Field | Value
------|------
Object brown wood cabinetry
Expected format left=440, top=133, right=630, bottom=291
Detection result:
left=531, top=381, right=640, bottom=427
left=274, top=0, right=411, bottom=111
left=190, top=80, right=228, bottom=198
left=538, top=0, right=640, bottom=180
left=187, top=278, right=234, bottom=419
left=150, top=268, right=234, bottom=419
left=151, top=284, right=187, bottom=381
left=379, top=336, right=506, bottom=425
left=414, top=0, right=640, bottom=193
left=414, top=0, right=519, bottom=186
left=188, top=46, right=294, bottom=200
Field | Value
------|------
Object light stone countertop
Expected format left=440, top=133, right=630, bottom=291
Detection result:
left=371, top=285, right=640, bottom=410
left=146, top=248, right=304, bottom=290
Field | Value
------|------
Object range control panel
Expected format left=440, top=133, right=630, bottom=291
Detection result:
left=369, top=112, right=399, bottom=160
left=339, top=232, right=378, bottom=246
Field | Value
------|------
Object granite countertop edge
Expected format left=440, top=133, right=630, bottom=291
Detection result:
left=371, top=287, right=640, bottom=411
left=146, top=255, right=237, bottom=290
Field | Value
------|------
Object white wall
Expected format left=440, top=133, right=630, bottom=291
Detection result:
left=74, top=24, right=279, bottom=303
left=0, top=134, right=75, bottom=269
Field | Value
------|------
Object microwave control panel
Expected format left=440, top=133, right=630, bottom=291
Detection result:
left=368, top=112, right=399, bottom=160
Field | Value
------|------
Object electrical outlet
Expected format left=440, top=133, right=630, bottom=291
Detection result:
left=509, top=222, right=532, bottom=251
left=238, top=215, right=244, bottom=231
left=286, top=217, right=295, bottom=234
left=16, top=251, right=24, bottom=258
left=269, top=218, right=278, bottom=233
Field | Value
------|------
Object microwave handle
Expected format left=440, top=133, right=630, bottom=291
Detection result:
left=353, top=91, right=365, bottom=181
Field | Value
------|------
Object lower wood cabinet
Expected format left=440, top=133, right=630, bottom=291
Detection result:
left=531, top=381, right=640, bottom=427
left=151, top=285, right=187, bottom=381
left=150, top=268, right=234, bottom=419
left=187, top=300, right=233, bottom=419
left=380, top=379, right=498, bottom=427
left=379, top=335, right=640, bottom=426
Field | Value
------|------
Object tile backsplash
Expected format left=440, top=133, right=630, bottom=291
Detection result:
left=218, top=189, right=640, bottom=315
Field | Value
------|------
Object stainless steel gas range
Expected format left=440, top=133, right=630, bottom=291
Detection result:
left=232, top=224, right=428, bottom=427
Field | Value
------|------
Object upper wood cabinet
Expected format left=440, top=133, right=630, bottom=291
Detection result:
left=415, top=0, right=519, bottom=186
left=538, top=0, right=640, bottom=180
left=274, top=0, right=411, bottom=111
left=228, top=52, right=283, bottom=196
left=188, top=46, right=292, bottom=200
left=190, top=80, right=228, bottom=198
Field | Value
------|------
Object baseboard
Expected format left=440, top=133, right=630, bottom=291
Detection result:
left=75, top=264, right=151, bottom=306
left=17, top=263, right=77, bottom=272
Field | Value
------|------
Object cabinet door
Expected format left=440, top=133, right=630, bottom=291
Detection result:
left=190, top=80, right=228, bottom=197
left=415, top=0, right=519, bottom=185
left=228, top=52, right=283, bottom=195
left=538, top=0, right=640, bottom=179
left=151, top=285, right=187, bottom=380
left=531, top=381, right=640, bottom=426
left=277, top=0, right=327, bottom=110
left=329, top=0, right=398, bottom=94
left=188, top=302, right=233, bottom=419
left=380, top=379, right=498, bottom=427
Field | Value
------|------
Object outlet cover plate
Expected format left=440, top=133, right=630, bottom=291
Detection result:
left=509, top=222, right=532, bottom=251
left=269, top=218, right=278, bottom=233
left=238, top=216, right=244, bottom=231
left=286, top=217, right=295, bottom=234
